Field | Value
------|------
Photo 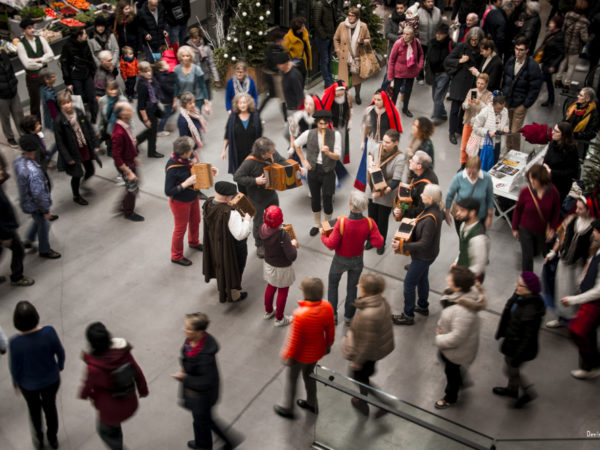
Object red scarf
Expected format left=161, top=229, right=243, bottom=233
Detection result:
left=184, top=336, right=206, bottom=357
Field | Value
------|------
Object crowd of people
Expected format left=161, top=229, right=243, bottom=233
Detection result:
left=1, top=0, right=600, bottom=449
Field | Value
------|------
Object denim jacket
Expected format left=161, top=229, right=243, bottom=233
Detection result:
left=13, top=156, right=51, bottom=214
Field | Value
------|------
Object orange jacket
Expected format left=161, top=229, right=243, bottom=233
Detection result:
left=281, top=300, right=335, bottom=364
left=120, top=57, right=139, bottom=79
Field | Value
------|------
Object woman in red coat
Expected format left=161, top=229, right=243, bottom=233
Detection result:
left=79, top=322, right=148, bottom=450
left=387, top=25, right=423, bottom=117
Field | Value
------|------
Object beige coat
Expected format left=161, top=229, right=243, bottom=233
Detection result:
left=334, top=21, right=370, bottom=86
left=462, top=89, right=493, bottom=125
left=342, top=294, right=395, bottom=367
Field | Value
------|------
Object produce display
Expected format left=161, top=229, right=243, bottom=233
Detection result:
left=60, top=6, right=78, bottom=16
left=44, top=8, right=57, bottom=19
left=65, top=0, right=91, bottom=10
left=51, top=2, right=67, bottom=8
left=60, top=18, right=85, bottom=27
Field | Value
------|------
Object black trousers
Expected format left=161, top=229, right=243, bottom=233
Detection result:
left=392, top=77, right=414, bottom=111
left=368, top=200, right=392, bottom=244
left=97, top=420, right=123, bottom=450
left=0, top=231, right=24, bottom=282
left=136, top=110, right=158, bottom=156
left=20, top=380, right=60, bottom=445
left=441, top=352, right=462, bottom=404
left=234, top=238, right=248, bottom=278
left=25, top=74, right=42, bottom=121
left=191, top=402, right=232, bottom=449
left=70, top=159, right=96, bottom=198
left=518, top=226, right=548, bottom=272
left=449, top=100, right=465, bottom=136
left=307, top=165, right=336, bottom=214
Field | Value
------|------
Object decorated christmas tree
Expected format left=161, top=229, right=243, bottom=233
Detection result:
left=214, top=0, right=271, bottom=72
left=343, top=0, right=385, bottom=55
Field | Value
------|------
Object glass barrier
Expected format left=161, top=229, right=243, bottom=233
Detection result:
left=311, top=365, right=495, bottom=450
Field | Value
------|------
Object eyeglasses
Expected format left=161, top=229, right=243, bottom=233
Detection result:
left=348, top=13, right=356, bottom=17
left=515, top=47, right=527, bottom=52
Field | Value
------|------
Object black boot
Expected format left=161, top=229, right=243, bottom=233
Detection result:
left=281, top=103, right=287, bottom=122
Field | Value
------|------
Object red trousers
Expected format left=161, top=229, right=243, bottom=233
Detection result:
left=169, top=198, right=200, bottom=261
left=265, top=284, right=290, bottom=321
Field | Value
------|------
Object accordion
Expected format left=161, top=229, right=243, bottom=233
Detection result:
left=393, top=219, right=416, bottom=256
left=321, top=219, right=337, bottom=237
left=369, top=167, right=388, bottom=192
left=229, top=192, right=256, bottom=217
left=264, top=159, right=302, bottom=191
left=393, top=182, right=414, bottom=221
left=191, top=163, right=214, bottom=190
left=283, top=224, right=299, bottom=248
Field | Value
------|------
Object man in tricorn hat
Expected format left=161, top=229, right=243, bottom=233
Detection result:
left=16, top=18, right=54, bottom=121
left=202, top=181, right=252, bottom=303
left=293, top=109, right=341, bottom=235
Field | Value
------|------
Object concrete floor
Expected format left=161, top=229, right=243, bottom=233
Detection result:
left=1, top=38, right=599, bottom=450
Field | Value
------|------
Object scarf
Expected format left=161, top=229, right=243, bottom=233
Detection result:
left=345, top=18, right=361, bottom=59
left=142, top=77, right=157, bottom=104
left=116, top=119, right=136, bottom=146
left=184, top=336, right=206, bottom=357
left=566, top=102, right=597, bottom=133
left=180, top=107, right=205, bottom=148
left=170, top=152, right=194, bottom=166
left=105, top=95, right=119, bottom=134
left=64, top=110, right=86, bottom=147
left=233, top=76, right=250, bottom=96
left=391, top=10, right=406, bottom=24
left=481, top=52, right=496, bottom=72
left=406, top=39, right=416, bottom=67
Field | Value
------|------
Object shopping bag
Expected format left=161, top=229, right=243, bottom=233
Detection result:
left=70, top=94, right=84, bottom=111
left=480, top=133, right=494, bottom=171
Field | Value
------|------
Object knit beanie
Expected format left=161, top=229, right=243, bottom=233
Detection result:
left=263, top=205, right=283, bottom=228
left=520, top=271, right=541, bottom=294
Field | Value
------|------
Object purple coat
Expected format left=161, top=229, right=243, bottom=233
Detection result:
left=387, top=37, right=424, bottom=80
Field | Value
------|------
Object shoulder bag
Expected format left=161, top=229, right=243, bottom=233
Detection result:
left=359, top=43, right=380, bottom=80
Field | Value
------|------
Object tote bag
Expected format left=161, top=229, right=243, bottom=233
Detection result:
left=480, top=133, right=494, bottom=171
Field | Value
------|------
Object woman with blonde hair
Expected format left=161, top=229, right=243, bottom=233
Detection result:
left=222, top=93, right=262, bottom=177
left=334, top=6, right=371, bottom=104
left=225, top=61, right=258, bottom=114
left=173, top=45, right=210, bottom=112
left=459, top=73, right=492, bottom=168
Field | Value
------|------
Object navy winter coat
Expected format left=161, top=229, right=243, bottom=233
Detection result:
left=503, top=56, right=542, bottom=109
left=13, top=156, right=52, bottom=214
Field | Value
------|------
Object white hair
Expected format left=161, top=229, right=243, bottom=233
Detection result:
left=98, top=50, right=112, bottom=62
left=413, top=150, right=432, bottom=169
left=349, top=190, right=369, bottom=213
left=422, top=184, right=443, bottom=209
left=526, top=1, right=539, bottom=14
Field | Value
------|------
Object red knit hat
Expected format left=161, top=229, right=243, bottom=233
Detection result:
left=263, top=205, right=283, bottom=228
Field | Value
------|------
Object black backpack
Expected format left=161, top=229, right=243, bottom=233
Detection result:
left=110, top=363, right=136, bottom=398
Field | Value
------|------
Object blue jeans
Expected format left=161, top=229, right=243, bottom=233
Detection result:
left=166, top=24, right=187, bottom=45
left=432, top=73, right=450, bottom=119
left=315, top=37, right=334, bottom=88
left=328, top=254, right=364, bottom=320
left=26, top=212, right=50, bottom=254
left=158, top=103, right=175, bottom=132
left=403, top=258, right=433, bottom=317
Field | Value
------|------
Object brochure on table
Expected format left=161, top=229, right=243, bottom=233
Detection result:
left=489, top=146, right=547, bottom=196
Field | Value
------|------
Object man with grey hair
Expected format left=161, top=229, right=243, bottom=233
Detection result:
left=111, top=102, right=143, bottom=221
left=321, top=190, right=384, bottom=324
left=94, top=50, right=118, bottom=98
left=392, top=183, right=444, bottom=325
left=398, top=150, right=439, bottom=219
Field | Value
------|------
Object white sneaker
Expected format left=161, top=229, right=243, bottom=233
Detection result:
left=264, top=311, right=275, bottom=320
left=274, top=316, right=292, bottom=327
left=545, top=319, right=564, bottom=329
left=571, top=368, right=600, bottom=379
left=157, top=131, right=170, bottom=137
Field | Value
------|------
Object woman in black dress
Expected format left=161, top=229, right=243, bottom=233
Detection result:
left=543, top=121, right=580, bottom=204
left=221, top=93, right=262, bottom=187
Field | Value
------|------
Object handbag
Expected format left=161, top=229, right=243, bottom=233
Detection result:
left=479, top=132, right=494, bottom=171
left=359, top=43, right=380, bottom=79
left=350, top=55, right=361, bottom=75
left=465, top=133, right=480, bottom=157
left=70, top=94, right=84, bottom=111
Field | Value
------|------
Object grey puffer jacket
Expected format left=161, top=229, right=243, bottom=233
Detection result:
left=343, top=294, right=395, bottom=367
left=435, top=284, right=487, bottom=366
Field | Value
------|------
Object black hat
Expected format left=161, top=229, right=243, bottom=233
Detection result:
left=274, top=52, right=290, bottom=65
left=313, top=110, right=332, bottom=121
left=215, top=181, right=237, bottom=196
left=19, top=18, right=36, bottom=29
left=592, top=219, right=600, bottom=231
left=19, top=135, right=39, bottom=153
left=456, top=197, right=480, bottom=212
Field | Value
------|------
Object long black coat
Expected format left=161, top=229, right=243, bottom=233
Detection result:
left=54, top=109, right=100, bottom=177
left=59, top=37, right=96, bottom=85
left=516, top=13, right=541, bottom=51
left=180, top=333, right=220, bottom=412
left=503, top=56, right=543, bottom=108
left=137, top=2, right=167, bottom=52
left=444, top=42, right=482, bottom=101
left=0, top=50, right=18, bottom=99
left=495, top=293, right=545, bottom=366
left=538, top=30, right=564, bottom=74
left=542, top=140, right=580, bottom=202
left=478, top=54, right=503, bottom=92
left=483, top=8, right=507, bottom=55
